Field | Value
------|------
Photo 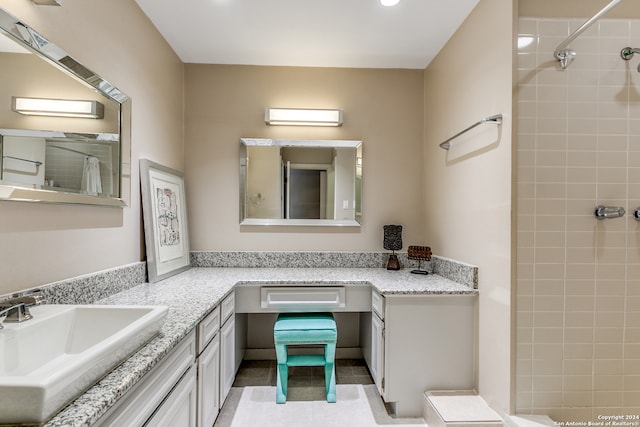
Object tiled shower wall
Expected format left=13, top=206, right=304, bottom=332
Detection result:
left=517, top=18, right=640, bottom=420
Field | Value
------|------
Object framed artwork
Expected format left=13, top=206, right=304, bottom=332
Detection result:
left=140, top=159, right=190, bottom=282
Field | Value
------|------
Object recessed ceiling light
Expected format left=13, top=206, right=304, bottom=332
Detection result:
left=380, top=0, right=400, bottom=6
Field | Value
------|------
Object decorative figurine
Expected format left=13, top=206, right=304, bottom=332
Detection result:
left=383, top=224, right=402, bottom=270
left=408, top=245, right=432, bottom=275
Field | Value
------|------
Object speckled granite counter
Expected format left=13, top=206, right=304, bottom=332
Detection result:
left=43, top=267, right=477, bottom=427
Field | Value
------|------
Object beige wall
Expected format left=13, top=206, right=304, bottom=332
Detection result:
left=184, top=65, right=425, bottom=251
left=423, top=0, right=515, bottom=414
left=516, top=1, right=640, bottom=419
left=0, top=0, right=184, bottom=294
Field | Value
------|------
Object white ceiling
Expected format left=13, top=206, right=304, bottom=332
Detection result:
left=134, top=0, right=480, bottom=69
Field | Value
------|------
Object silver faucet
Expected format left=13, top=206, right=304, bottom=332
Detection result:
left=0, top=291, right=45, bottom=329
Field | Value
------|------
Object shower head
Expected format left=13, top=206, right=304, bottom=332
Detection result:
left=621, top=47, right=640, bottom=72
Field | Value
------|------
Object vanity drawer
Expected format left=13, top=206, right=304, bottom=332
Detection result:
left=371, top=290, right=384, bottom=320
left=260, top=286, right=346, bottom=311
left=220, top=292, right=235, bottom=324
left=235, top=284, right=369, bottom=313
left=197, top=306, right=220, bottom=355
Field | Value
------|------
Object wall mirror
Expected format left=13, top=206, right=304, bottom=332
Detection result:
left=0, top=7, right=131, bottom=207
left=240, top=138, right=362, bottom=226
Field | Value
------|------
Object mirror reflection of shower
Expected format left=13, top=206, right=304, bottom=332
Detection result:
left=621, top=47, right=640, bottom=72
left=0, top=131, right=119, bottom=197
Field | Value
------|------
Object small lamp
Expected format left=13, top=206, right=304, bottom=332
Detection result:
left=408, top=245, right=432, bottom=275
left=383, top=225, right=402, bottom=270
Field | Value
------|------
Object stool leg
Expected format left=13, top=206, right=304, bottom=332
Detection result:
left=276, top=363, right=288, bottom=404
left=324, top=343, right=337, bottom=403
left=275, top=343, right=288, bottom=404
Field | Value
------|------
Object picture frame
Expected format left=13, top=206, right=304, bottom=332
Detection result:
left=140, top=159, right=191, bottom=282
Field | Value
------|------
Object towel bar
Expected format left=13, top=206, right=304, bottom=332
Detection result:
left=2, top=155, right=42, bottom=166
left=439, top=114, right=502, bottom=150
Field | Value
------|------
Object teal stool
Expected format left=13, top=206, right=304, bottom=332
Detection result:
left=273, top=312, right=337, bottom=404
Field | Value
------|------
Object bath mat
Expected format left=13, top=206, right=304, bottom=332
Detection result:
left=227, top=384, right=426, bottom=427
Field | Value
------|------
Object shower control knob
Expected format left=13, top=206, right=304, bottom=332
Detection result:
left=634, top=208, right=640, bottom=221
left=594, top=205, right=625, bottom=220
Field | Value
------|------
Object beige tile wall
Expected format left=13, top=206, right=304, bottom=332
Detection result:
left=517, top=17, right=640, bottom=420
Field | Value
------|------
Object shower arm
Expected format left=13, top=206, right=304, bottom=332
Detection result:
left=554, top=0, right=622, bottom=69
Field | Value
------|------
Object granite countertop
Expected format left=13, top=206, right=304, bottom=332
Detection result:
left=44, top=267, right=477, bottom=427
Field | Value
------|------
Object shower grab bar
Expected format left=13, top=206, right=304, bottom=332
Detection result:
left=2, top=155, right=42, bottom=166
left=554, top=0, right=622, bottom=69
left=595, top=205, right=625, bottom=220
left=439, top=114, right=502, bottom=150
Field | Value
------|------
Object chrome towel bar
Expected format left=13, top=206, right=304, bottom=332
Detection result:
left=439, top=114, right=503, bottom=150
left=2, top=155, right=43, bottom=166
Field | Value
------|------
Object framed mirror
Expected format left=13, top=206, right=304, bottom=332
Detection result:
left=0, top=7, right=131, bottom=207
left=240, top=138, right=362, bottom=227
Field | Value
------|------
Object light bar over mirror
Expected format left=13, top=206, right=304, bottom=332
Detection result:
left=12, top=97, right=105, bottom=119
left=264, top=107, right=344, bottom=127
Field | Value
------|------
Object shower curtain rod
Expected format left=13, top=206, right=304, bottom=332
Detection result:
left=48, top=144, right=97, bottom=159
left=554, top=0, right=622, bottom=69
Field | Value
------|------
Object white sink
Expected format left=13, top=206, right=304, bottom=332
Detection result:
left=0, top=304, right=169, bottom=425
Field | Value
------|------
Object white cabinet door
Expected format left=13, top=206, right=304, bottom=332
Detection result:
left=198, top=333, right=220, bottom=427
left=371, top=312, right=385, bottom=396
left=220, top=315, right=235, bottom=405
left=383, top=295, right=476, bottom=417
left=145, top=365, right=197, bottom=427
left=94, top=332, right=196, bottom=427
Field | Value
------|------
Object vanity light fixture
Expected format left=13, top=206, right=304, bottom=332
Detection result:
left=265, top=107, right=343, bottom=127
left=12, top=97, right=104, bottom=119
left=380, top=0, right=400, bottom=6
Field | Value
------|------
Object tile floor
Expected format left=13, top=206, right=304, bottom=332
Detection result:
left=213, top=359, right=427, bottom=427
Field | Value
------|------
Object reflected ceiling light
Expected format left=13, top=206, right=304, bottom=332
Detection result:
left=380, top=0, right=400, bottom=6
left=12, top=97, right=104, bottom=119
left=518, top=36, right=535, bottom=49
left=265, top=107, right=343, bottom=127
